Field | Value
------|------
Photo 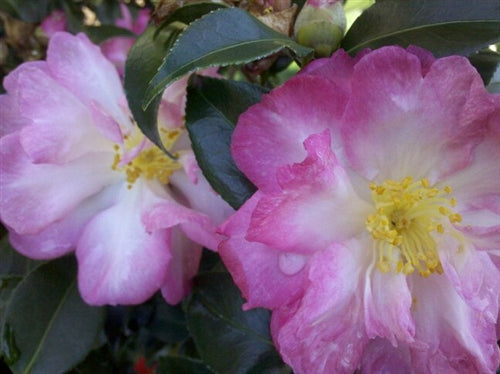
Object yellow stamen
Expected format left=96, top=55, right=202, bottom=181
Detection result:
left=111, top=127, right=183, bottom=188
left=365, top=177, right=462, bottom=277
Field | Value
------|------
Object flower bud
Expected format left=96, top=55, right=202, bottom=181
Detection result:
left=294, top=0, right=346, bottom=57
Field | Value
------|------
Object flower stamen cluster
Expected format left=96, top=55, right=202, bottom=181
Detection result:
left=366, top=176, right=462, bottom=277
left=111, top=127, right=182, bottom=188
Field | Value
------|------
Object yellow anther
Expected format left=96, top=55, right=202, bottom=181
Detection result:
left=365, top=176, right=461, bottom=277
left=111, top=127, right=183, bottom=187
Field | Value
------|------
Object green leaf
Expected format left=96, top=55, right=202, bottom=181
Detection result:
left=186, top=272, right=289, bottom=374
left=2, top=256, right=105, bottom=374
left=156, top=356, right=214, bottom=374
left=144, top=7, right=313, bottom=107
left=81, top=25, right=135, bottom=44
left=124, top=25, right=182, bottom=155
left=342, top=0, right=500, bottom=57
left=147, top=298, right=188, bottom=344
left=157, top=2, right=228, bottom=30
left=185, top=76, right=263, bottom=209
left=0, top=236, right=37, bottom=278
left=469, top=49, right=500, bottom=87
left=0, top=0, right=53, bottom=22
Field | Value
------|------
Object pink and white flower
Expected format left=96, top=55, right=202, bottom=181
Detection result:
left=0, top=32, right=232, bottom=306
left=219, top=46, right=500, bottom=373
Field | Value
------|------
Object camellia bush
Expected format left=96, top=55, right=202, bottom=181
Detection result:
left=0, top=0, right=500, bottom=373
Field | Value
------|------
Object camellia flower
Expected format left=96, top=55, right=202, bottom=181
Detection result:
left=0, top=32, right=233, bottom=306
left=219, top=46, right=500, bottom=373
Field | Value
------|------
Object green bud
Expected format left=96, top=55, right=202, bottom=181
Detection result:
left=294, top=0, right=346, bottom=57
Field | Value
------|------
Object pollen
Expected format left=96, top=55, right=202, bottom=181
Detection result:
left=111, top=127, right=183, bottom=188
left=366, top=177, right=461, bottom=277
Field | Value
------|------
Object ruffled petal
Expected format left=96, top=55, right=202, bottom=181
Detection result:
left=46, top=32, right=131, bottom=129
left=160, top=227, right=202, bottom=304
left=300, top=48, right=355, bottom=93
left=438, top=235, right=500, bottom=323
left=341, top=46, right=493, bottom=182
left=7, top=62, right=111, bottom=163
left=247, top=131, right=371, bottom=253
left=143, top=195, right=220, bottom=251
left=232, top=74, right=348, bottom=192
left=271, top=243, right=369, bottom=374
left=363, top=239, right=415, bottom=345
left=361, top=338, right=413, bottom=373
left=168, top=169, right=234, bottom=228
left=0, top=133, right=120, bottom=234
left=218, top=192, right=309, bottom=309
left=409, top=274, right=500, bottom=373
left=76, top=181, right=171, bottom=305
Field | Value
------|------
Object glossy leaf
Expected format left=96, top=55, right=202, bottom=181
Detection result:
left=144, top=8, right=313, bottom=107
left=342, top=0, right=500, bottom=57
left=81, top=25, right=134, bottom=44
left=185, top=76, right=263, bottom=209
left=186, top=272, right=289, bottom=374
left=2, top=256, right=105, bottom=374
left=125, top=25, right=182, bottom=156
left=156, top=2, right=227, bottom=30
left=469, top=50, right=500, bottom=89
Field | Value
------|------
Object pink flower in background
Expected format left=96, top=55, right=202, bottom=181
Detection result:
left=41, top=10, right=67, bottom=38
left=219, top=46, right=500, bottom=373
left=0, top=32, right=233, bottom=306
left=100, top=3, right=150, bottom=76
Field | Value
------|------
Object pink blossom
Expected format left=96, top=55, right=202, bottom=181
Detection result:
left=219, top=46, right=500, bottom=373
left=100, top=3, right=150, bottom=77
left=0, top=32, right=232, bottom=306
left=41, top=10, right=67, bottom=38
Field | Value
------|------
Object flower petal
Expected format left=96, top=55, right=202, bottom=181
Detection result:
left=247, top=131, right=371, bottom=253
left=7, top=62, right=110, bottom=163
left=8, top=184, right=119, bottom=259
left=76, top=181, right=171, bottom=305
left=341, top=46, right=493, bottom=182
left=46, top=32, right=131, bottom=129
left=218, top=192, right=309, bottom=309
left=0, top=133, right=120, bottom=234
left=409, top=274, right=500, bottom=373
left=143, top=195, right=220, bottom=251
left=363, top=246, right=415, bottom=345
left=160, top=227, right=202, bottom=304
left=271, top=243, right=369, bottom=374
left=232, top=74, right=347, bottom=192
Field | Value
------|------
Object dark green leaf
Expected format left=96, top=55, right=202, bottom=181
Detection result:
left=144, top=8, right=313, bottom=107
left=2, top=256, right=105, bottom=374
left=342, top=0, right=500, bottom=57
left=0, top=0, right=53, bottom=22
left=185, top=76, right=262, bottom=209
left=186, top=272, right=289, bottom=374
left=156, top=356, right=214, bottom=374
left=0, top=237, right=38, bottom=278
left=148, top=300, right=188, bottom=344
left=469, top=49, right=500, bottom=87
left=125, top=24, right=182, bottom=155
left=157, top=2, right=227, bottom=30
left=81, top=25, right=134, bottom=44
